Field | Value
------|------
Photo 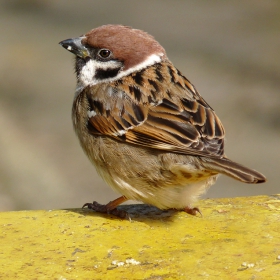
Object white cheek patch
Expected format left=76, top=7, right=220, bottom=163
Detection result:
left=79, top=59, right=122, bottom=88
left=76, top=53, right=164, bottom=91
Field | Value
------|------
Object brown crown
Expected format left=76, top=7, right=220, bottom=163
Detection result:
left=82, top=25, right=167, bottom=70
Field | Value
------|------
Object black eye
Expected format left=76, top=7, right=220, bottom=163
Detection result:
left=98, top=49, right=111, bottom=58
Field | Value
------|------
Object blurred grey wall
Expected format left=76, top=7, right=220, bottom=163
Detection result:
left=0, top=0, right=279, bottom=210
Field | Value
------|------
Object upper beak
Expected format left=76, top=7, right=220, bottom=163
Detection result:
left=59, top=37, right=90, bottom=59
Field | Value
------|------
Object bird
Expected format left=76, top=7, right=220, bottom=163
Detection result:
left=59, top=24, right=266, bottom=218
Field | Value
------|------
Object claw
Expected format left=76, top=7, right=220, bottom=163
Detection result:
left=82, top=196, right=128, bottom=218
left=184, top=206, right=202, bottom=216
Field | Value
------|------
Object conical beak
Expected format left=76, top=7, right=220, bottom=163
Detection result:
left=59, top=37, right=90, bottom=59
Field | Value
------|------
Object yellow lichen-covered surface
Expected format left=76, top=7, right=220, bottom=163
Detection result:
left=0, top=195, right=279, bottom=279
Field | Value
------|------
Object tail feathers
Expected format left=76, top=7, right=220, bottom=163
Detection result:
left=202, top=157, right=266, bottom=184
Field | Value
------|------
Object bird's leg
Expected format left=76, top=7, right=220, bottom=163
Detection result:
left=184, top=206, right=202, bottom=216
left=83, top=196, right=128, bottom=218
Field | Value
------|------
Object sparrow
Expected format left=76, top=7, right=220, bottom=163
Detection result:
left=59, top=25, right=266, bottom=218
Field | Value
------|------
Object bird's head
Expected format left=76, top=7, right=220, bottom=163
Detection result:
left=59, top=25, right=166, bottom=87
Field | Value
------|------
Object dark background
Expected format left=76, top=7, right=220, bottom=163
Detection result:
left=0, top=0, right=279, bottom=211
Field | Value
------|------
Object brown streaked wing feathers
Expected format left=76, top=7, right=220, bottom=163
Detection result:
left=87, top=61, right=225, bottom=158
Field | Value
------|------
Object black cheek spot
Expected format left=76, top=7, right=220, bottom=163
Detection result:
left=95, top=67, right=121, bottom=80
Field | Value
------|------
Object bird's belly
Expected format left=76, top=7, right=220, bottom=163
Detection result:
left=79, top=135, right=218, bottom=209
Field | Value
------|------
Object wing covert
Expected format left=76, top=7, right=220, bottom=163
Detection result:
left=86, top=61, right=225, bottom=158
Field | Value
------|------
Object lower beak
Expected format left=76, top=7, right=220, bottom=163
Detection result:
left=59, top=37, right=90, bottom=59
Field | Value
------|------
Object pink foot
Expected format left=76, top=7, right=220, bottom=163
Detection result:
left=184, top=206, right=202, bottom=216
